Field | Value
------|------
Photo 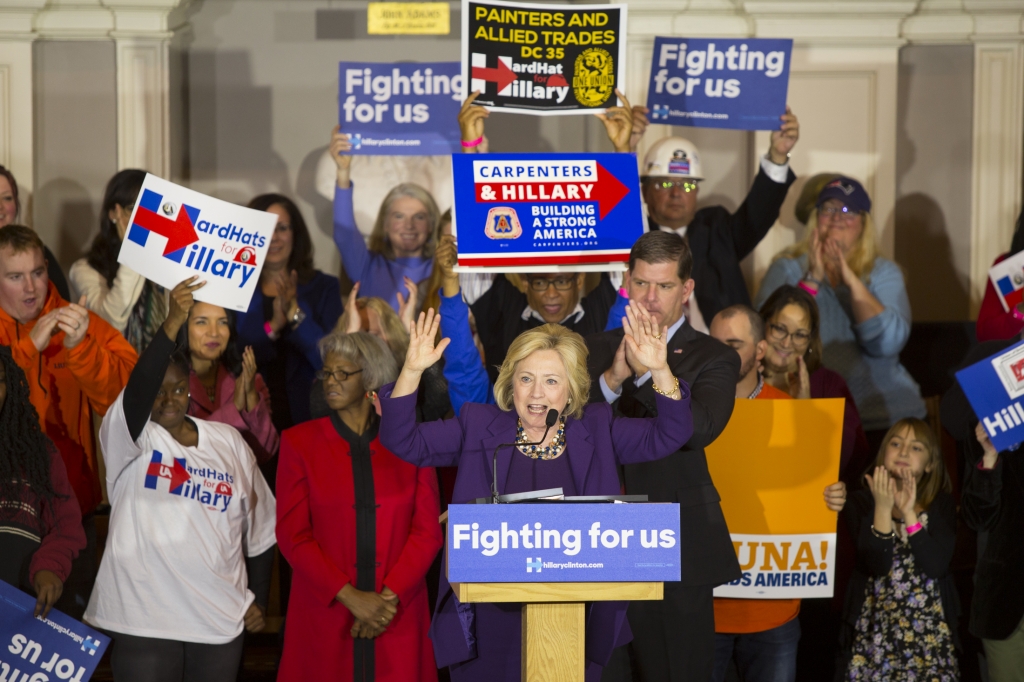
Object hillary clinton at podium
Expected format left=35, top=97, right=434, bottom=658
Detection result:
left=379, top=304, right=693, bottom=682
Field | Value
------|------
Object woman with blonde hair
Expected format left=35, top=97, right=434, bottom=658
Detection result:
left=378, top=306, right=694, bottom=682
left=754, top=176, right=924, bottom=452
left=329, top=126, right=442, bottom=311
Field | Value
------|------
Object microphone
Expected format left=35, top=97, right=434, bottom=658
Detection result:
left=491, top=408, right=560, bottom=503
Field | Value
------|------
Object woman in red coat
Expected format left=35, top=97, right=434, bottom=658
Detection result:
left=276, top=330, right=442, bottom=681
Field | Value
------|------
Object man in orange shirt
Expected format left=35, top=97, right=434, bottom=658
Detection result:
left=709, top=305, right=845, bottom=682
left=0, top=224, right=137, bottom=617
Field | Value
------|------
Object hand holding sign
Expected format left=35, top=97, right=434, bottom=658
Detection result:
left=33, top=569, right=63, bottom=618
left=458, top=91, right=490, bottom=152
left=768, top=106, right=800, bottom=164
left=594, top=89, right=634, bottom=153
left=331, top=125, right=353, bottom=189
left=164, top=276, right=206, bottom=340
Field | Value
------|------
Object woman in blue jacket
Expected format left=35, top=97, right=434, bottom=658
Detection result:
left=754, top=176, right=924, bottom=450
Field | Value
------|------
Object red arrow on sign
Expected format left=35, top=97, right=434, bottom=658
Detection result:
left=132, top=205, right=200, bottom=256
left=474, top=163, right=631, bottom=220
left=472, top=59, right=517, bottom=93
left=147, top=457, right=191, bottom=491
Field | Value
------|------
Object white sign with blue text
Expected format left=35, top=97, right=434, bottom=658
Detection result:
left=0, top=579, right=110, bottom=682
left=447, top=503, right=681, bottom=583
left=339, top=61, right=463, bottom=155
left=956, top=338, right=1024, bottom=452
left=645, top=37, right=792, bottom=131
left=117, top=174, right=277, bottom=313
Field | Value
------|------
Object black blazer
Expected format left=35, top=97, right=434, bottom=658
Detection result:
left=586, top=321, right=741, bottom=587
left=943, top=337, right=1024, bottom=639
left=648, top=166, right=796, bottom=322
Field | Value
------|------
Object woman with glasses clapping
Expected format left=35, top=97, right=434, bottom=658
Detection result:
left=755, top=176, right=925, bottom=453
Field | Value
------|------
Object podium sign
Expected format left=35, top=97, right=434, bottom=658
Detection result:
left=447, top=503, right=680, bottom=583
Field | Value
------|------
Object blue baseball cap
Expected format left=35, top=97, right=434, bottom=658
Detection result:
left=816, top=176, right=871, bottom=214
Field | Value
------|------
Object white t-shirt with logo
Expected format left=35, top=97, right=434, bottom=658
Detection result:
left=85, top=391, right=277, bottom=644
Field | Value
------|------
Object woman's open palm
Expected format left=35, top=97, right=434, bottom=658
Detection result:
left=623, top=302, right=668, bottom=371
left=404, top=309, right=450, bottom=373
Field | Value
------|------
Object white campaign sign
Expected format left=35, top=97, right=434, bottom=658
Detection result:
left=712, top=533, right=837, bottom=599
left=117, top=175, right=276, bottom=312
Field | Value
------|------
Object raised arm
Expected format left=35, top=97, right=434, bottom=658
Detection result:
left=330, top=125, right=370, bottom=281
left=57, top=296, right=138, bottom=415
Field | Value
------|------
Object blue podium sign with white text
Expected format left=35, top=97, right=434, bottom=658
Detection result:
left=645, top=37, right=792, bottom=131
left=451, top=152, right=644, bottom=271
left=339, top=61, right=463, bottom=155
left=956, top=338, right=1024, bottom=452
left=447, top=503, right=681, bottom=582
left=0, top=579, right=110, bottom=681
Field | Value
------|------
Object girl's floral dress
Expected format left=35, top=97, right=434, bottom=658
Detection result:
left=847, top=514, right=959, bottom=681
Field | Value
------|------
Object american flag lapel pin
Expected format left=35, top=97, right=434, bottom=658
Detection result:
left=673, top=349, right=683, bottom=354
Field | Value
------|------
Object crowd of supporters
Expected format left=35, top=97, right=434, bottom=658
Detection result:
left=0, top=90, right=1019, bottom=682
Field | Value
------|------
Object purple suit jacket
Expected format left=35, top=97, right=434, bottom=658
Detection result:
left=379, top=383, right=694, bottom=670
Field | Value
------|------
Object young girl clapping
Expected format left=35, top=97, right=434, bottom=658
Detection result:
left=839, top=418, right=959, bottom=681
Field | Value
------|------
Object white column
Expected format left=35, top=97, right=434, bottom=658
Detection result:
left=0, top=1, right=41, bottom=222
left=969, top=36, right=1024, bottom=316
left=114, top=35, right=171, bottom=176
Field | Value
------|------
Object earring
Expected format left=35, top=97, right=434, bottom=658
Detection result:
left=366, top=390, right=377, bottom=402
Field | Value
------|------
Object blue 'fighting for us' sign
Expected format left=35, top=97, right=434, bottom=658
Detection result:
left=338, top=61, right=463, bottom=155
left=451, top=152, right=645, bottom=270
left=645, top=37, right=792, bottom=131
left=956, top=338, right=1024, bottom=452
left=0, top=579, right=110, bottom=682
left=447, top=503, right=681, bottom=583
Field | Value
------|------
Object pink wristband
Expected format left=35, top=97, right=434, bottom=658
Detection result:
left=798, top=280, right=818, bottom=297
left=618, top=287, right=629, bottom=298
left=1013, top=305, right=1024, bottom=321
left=461, top=136, right=484, bottom=148
left=905, top=522, right=923, bottom=535
left=264, top=321, right=278, bottom=340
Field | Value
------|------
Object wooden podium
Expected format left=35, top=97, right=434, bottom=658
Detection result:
left=450, top=580, right=663, bottom=682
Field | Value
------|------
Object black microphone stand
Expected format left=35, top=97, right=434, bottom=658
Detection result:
left=490, top=408, right=559, bottom=504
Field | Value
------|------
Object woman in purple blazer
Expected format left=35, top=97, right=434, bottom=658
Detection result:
left=379, top=304, right=694, bottom=682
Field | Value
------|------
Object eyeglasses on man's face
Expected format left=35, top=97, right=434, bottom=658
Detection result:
left=648, top=179, right=699, bottom=193
left=767, top=323, right=811, bottom=346
left=316, top=368, right=364, bottom=383
left=528, top=277, right=576, bottom=292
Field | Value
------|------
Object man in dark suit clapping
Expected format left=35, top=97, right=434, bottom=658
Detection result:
left=587, top=230, right=741, bottom=681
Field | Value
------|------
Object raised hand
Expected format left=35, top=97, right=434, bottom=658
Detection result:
left=824, top=238, right=855, bottom=287
left=164, top=276, right=206, bottom=339
left=894, top=468, right=918, bottom=519
left=404, top=309, right=450, bottom=374
left=623, top=302, right=668, bottom=372
left=823, top=481, right=847, bottom=512
left=595, top=89, right=635, bottom=153
left=234, top=346, right=259, bottom=412
left=33, top=569, right=62, bottom=618
left=786, top=356, right=811, bottom=400
left=343, top=282, right=363, bottom=334
left=768, top=106, right=799, bottom=164
left=806, top=227, right=826, bottom=283
left=629, top=104, right=650, bottom=153
left=56, top=296, right=91, bottom=350
left=602, top=335, right=632, bottom=394
left=330, top=124, right=353, bottom=187
left=29, top=309, right=61, bottom=352
left=976, top=422, right=999, bottom=469
left=396, top=276, right=419, bottom=333
left=865, top=465, right=896, bottom=512
left=458, top=92, right=489, bottom=152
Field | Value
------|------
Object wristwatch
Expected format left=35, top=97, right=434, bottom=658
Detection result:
left=290, top=306, right=307, bottom=329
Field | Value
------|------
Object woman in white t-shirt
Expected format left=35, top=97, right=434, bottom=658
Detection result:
left=85, top=276, right=277, bottom=682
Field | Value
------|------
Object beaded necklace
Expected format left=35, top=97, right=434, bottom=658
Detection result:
left=516, top=416, right=567, bottom=460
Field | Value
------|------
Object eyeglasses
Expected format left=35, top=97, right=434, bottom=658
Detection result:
left=528, top=277, right=576, bottom=292
left=648, top=179, right=699, bottom=193
left=767, top=323, right=811, bottom=346
left=819, top=205, right=860, bottom=222
left=316, top=368, right=364, bottom=382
